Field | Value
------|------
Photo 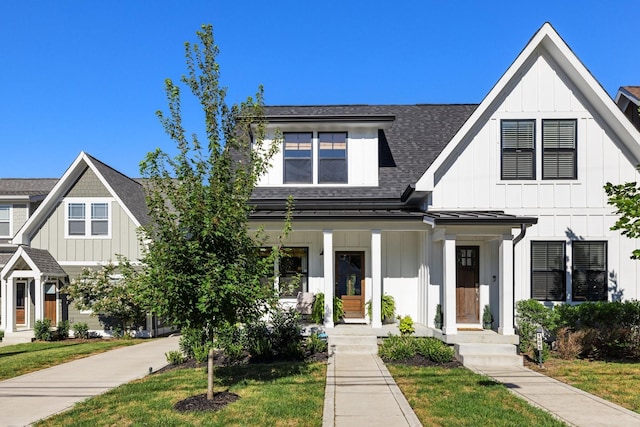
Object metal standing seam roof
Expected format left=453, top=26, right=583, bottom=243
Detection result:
left=251, top=104, right=478, bottom=201
left=423, top=211, right=538, bottom=225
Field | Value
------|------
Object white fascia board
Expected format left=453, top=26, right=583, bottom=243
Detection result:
left=12, top=152, right=89, bottom=245
left=83, top=156, right=142, bottom=229
left=1, top=247, right=39, bottom=280
left=415, top=22, right=640, bottom=191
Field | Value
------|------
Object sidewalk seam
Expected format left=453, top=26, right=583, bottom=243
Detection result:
left=373, top=355, right=423, bottom=427
left=322, top=350, right=336, bottom=427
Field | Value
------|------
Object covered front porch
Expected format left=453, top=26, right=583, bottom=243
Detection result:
left=0, top=246, right=67, bottom=338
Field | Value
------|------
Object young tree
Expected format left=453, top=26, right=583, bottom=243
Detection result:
left=136, top=24, right=284, bottom=338
left=66, top=260, right=147, bottom=334
left=605, top=180, right=640, bottom=259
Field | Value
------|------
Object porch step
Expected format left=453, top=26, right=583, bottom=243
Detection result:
left=455, top=343, right=522, bottom=367
left=328, top=335, right=378, bottom=354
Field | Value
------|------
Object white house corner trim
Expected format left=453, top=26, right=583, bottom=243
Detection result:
left=371, top=229, right=382, bottom=328
left=323, top=230, right=334, bottom=328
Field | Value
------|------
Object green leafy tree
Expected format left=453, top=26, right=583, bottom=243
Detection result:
left=136, top=24, right=286, bottom=338
left=605, top=180, right=640, bottom=259
left=66, top=260, right=147, bottom=333
left=606, top=106, right=640, bottom=259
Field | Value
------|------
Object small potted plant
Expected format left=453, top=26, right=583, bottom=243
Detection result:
left=434, top=303, right=443, bottom=329
left=483, top=304, right=493, bottom=329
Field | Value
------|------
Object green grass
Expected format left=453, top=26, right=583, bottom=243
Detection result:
left=0, top=339, right=144, bottom=380
left=527, top=357, right=640, bottom=413
left=388, top=364, right=566, bottom=426
left=36, top=361, right=326, bottom=427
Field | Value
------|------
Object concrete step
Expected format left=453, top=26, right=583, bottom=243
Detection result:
left=1, top=334, right=34, bottom=345
left=328, top=335, right=378, bottom=354
left=455, top=343, right=522, bottom=367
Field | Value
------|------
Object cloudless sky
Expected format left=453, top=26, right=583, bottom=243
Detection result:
left=1, top=1, right=638, bottom=178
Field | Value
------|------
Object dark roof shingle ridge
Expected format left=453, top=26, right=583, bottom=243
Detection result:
left=266, top=103, right=479, bottom=107
left=84, top=153, right=144, bottom=188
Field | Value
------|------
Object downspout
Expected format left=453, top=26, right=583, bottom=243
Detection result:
left=512, top=223, right=527, bottom=329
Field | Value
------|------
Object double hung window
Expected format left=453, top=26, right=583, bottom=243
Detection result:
left=531, top=241, right=566, bottom=301
left=572, top=241, right=607, bottom=301
left=318, top=132, right=348, bottom=183
left=66, top=200, right=110, bottom=237
left=0, top=205, right=10, bottom=237
left=501, top=120, right=535, bottom=180
left=283, top=132, right=313, bottom=184
left=542, top=119, right=577, bottom=179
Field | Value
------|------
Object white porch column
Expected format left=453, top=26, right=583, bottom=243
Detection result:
left=0, top=279, right=6, bottom=331
left=34, top=277, right=43, bottom=324
left=371, top=229, right=382, bottom=328
left=5, top=278, right=15, bottom=333
left=499, top=234, right=515, bottom=335
left=323, top=230, right=334, bottom=328
left=442, top=235, right=457, bottom=335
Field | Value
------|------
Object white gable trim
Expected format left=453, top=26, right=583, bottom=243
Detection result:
left=416, top=22, right=640, bottom=191
left=12, top=152, right=141, bottom=245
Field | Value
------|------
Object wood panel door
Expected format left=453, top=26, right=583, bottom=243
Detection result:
left=335, top=252, right=365, bottom=318
left=456, top=246, right=479, bottom=323
left=16, top=282, right=26, bottom=325
left=44, top=283, right=57, bottom=324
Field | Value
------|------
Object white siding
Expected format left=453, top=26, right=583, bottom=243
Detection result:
left=258, top=128, right=378, bottom=187
left=430, top=49, right=640, bottom=303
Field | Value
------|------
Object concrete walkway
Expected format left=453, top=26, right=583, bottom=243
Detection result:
left=469, top=365, right=640, bottom=427
left=322, top=352, right=422, bottom=427
left=0, top=335, right=180, bottom=427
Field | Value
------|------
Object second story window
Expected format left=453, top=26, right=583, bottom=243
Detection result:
left=542, top=119, right=577, bottom=179
left=66, top=200, right=111, bottom=238
left=0, top=205, right=10, bottom=237
left=284, top=132, right=313, bottom=184
left=318, top=132, right=348, bottom=183
left=501, top=120, right=535, bottom=180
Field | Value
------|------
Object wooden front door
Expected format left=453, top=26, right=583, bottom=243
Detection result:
left=16, top=282, right=26, bottom=325
left=44, top=283, right=57, bottom=324
left=335, top=252, right=365, bottom=318
left=456, top=246, right=479, bottom=323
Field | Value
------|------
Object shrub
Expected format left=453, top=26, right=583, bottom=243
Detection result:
left=72, top=322, right=89, bottom=339
left=0, top=330, right=4, bottom=341
left=269, top=306, right=304, bottom=359
left=179, top=327, right=209, bottom=359
left=244, top=319, right=273, bottom=361
left=192, top=342, right=214, bottom=363
left=306, top=333, right=328, bottom=354
left=165, top=350, right=185, bottom=365
left=555, top=327, right=587, bottom=359
left=34, top=319, right=52, bottom=341
left=399, top=316, right=415, bottom=336
left=214, top=322, right=245, bottom=361
left=515, top=299, right=558, bottom=353
left=57, top=320, right=70, bottom=340
left=378, top=334, right=416, bottom=360
left=434, top=304, right=443, bottom=329
left=415, top=337, right=455, bottom=363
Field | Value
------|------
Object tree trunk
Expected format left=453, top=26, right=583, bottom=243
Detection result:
left=207, top=348, right=214, bottom=400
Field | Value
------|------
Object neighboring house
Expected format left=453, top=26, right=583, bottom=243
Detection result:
left=2, top=23, right=640, bottom=345
left=0, top=152, right=151, bottom=340
left=249, top=22, right=640, bottom=341
left=615, top=86, right=640, bottom=131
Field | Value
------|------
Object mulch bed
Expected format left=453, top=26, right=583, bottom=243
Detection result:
left=383, top=354, right=462, bottom=368
left=174, top=391, right=240, bottom=412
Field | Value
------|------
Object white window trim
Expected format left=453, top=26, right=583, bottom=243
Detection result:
left=0, top=204, right=12, bottom=238
left=282, top=131, right=350, bottom=185
left=64, top=198, right=113, bottom=239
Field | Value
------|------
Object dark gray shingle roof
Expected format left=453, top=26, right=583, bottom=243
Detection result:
left=0, top=179, right=58, bottom=196
left=86, top=154, right=150, bottom=226
left=22, top=247, right=66, bottom=276
left=251, top=104, right=477, bottom=201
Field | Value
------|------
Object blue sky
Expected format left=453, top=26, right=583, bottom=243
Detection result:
left=1, top=1, right=638, bottom=178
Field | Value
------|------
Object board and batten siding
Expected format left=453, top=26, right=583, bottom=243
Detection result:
left=257, top=128, right=379, bottom=187
left=429, top=49, right=640, bottom=302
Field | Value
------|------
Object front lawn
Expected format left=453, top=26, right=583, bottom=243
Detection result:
left=527, top=357, right=640, bottom=413
left=36, top=361, right=326, bottom=427
left=0, top=339, right=145, bottom=380
left=388, top=364, right=566, bottom=426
